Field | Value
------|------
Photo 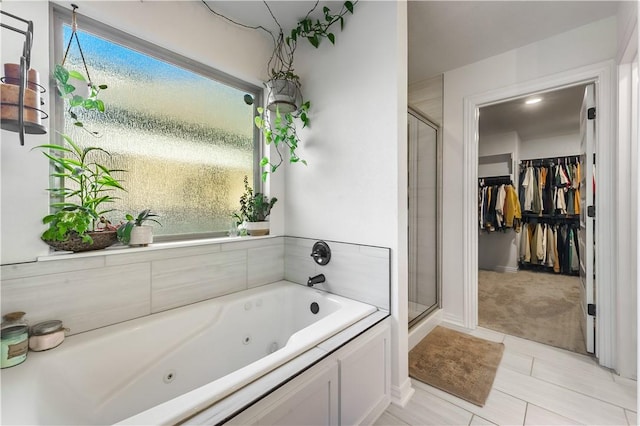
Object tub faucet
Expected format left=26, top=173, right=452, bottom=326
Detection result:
left=307, top=274, right=325, bottom=287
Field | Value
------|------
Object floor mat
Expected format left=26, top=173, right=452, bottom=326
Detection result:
left=409, top=326, right=504, bottom=407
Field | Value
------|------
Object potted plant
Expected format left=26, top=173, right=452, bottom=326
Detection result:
left=116, top=209, right=161, bottom=246
left=223, top=1, right=356, bottom=181
left=37, top=65, right=123, bottom=252
left=38, top=135, right=125, bottom=251
left=232, top=175, right=277, bottom=236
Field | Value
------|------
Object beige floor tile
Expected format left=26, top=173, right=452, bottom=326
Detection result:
left=470, top=414, right=497, bottom=425
left=613, top=374, right=638, bottom=389
left=501, top=349, right=534, bottom=376
left=524, top=404, right=584, bottom=425
left=532, top=358, right=636, bottom=410
left=413, top=379, right=526, bottom=426
left=386, top=386, right=473, bottom=426
left=373, top=411, right=409, bottom=426
left=494, top=367, right=628, bottom=425
left=503, top=334, right=597, bottom=368
left=531, top=349, right=613, bottom=382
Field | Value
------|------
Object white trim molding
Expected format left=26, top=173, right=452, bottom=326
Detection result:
left=462, top=60, right=617, bottom=370
left=390, top=377, right=416, bottom=408
left=408, top=309, right=443, bottom=350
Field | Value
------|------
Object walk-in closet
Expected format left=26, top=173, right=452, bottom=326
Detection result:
left=477, top=83, right=594, bottom=355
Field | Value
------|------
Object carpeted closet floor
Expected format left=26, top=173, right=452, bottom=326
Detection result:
left=478, top=269, right=587, bottom=354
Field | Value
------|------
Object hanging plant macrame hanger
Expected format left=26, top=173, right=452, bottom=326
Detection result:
left=61, top=4, right=92, bottom=86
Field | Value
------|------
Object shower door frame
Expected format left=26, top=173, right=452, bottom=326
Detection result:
left=408, top=108, right=442, bottom=328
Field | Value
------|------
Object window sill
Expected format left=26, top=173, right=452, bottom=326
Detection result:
left=37, top=235, right=281, bottom=262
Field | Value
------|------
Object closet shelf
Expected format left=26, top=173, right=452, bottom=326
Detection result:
left=522, top=212, right=579, bottom=219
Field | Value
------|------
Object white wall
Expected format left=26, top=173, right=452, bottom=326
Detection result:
left=478, top=131, right=519, bottom=272
left=442, top=17, right=617, bottom=325
left=1, top=1, right=52, bottom=265
left=0, top=1, right=273, bottom=265
left=285, top=1, right=411, bottom=404
left=615, top=0, right=638, bottom=380
left=519, top=132, right=581, bottom=160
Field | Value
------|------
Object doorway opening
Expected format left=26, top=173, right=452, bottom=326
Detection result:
left=462, top=61, right=615, bottom=369
left=476, top=83, right=595, bottom=355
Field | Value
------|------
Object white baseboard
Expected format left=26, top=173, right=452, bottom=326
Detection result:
left=442, top=311, right=464, bottom=327
left=494, top=265, right=518, bottom=273
left=361, top=395, right=391, bottom=425
left=440, top=319, right=474, bottom=334
left=408, top=309, right=443, bottom=349
left=390, top=377, right=415, bottom=408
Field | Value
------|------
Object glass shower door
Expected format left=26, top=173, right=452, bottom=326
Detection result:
left=408, top=110, right=439, bottom=326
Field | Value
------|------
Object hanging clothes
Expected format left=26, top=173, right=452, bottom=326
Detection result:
left=519, top=222, right=529, bottom=262
left=520, top=219, right=579, bottom=276
left=520, top=157, right=582, bottom=217
left=478, top=178, right=521, bottom=233
left=545, top=225, right=555, bottom=268
left=503, top=185, right=522, bottom=231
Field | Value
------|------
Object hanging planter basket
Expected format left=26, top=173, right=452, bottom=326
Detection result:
left=266, top=79, right=302, bottom=114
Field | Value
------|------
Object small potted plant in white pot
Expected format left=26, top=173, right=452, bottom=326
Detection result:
left=233, top=176, right=277, bottom=236
left=117, top=209, right=161, bottom=247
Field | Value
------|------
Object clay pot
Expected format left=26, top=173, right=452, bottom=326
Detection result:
left=1, top=83, right=40, bottom=122
left=3, top=64, right=43, bottom=93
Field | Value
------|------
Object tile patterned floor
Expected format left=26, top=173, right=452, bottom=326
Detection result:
left=376, top=327, right=637, bottom=425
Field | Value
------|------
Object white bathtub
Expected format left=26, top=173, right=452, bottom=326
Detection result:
left=1, top=281, right=377, bottom=425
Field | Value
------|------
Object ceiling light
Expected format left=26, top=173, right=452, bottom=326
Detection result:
left=525, top=97, right=542, bottom=105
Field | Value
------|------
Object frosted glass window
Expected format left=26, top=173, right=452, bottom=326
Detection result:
left=56, top=20, right=259, bottom=238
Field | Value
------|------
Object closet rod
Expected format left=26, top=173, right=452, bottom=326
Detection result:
left=520, top=154, right=581, bottom=166
left=479, top=175, right=512, bottom=187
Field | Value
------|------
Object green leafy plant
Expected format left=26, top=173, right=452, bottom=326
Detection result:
left=116, top=209, right=162, bottom=244
left=38, top=135, right=126, bottom=244
left=205, top=1, right=356, bottom=181
left=232, top=175, right=277, bottom=226
left=255, top=1, right=355, bottom=181
left=53, top=64, right=107, bottom=134
left=39, top=64, right=124, bottom=246
left=254, top=102, right=310, bottom=180
left=286, top=1, right=355, bottom=49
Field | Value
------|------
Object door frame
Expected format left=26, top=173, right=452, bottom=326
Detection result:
left=461, top=60, right=616, bottom=368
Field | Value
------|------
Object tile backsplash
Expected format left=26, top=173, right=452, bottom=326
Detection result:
left=1, top=237, right=284, bottom=336
left=284, top=237, right=391, bottom=311
left=1, top=236, right=390, bottom=336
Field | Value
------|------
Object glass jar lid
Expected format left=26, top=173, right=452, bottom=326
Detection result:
left=31, top=320, right=63, bottom=336
left=1, top=325, right=28, bottom=339
left=2, top=312, right=26, bottom=322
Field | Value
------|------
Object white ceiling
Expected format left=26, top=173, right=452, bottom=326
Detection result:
left=408, top=1, right=620, bottom=141
left=204, top=1, right=345, bottom=36
left=206, top=1, right=620, bottom=83
left=479, top=83, right=588, bottom=141
left=408, top=1, right=620, bottom=84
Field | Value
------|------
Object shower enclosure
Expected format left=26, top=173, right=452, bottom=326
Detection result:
left=408, top=109, right=440, bottom=326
